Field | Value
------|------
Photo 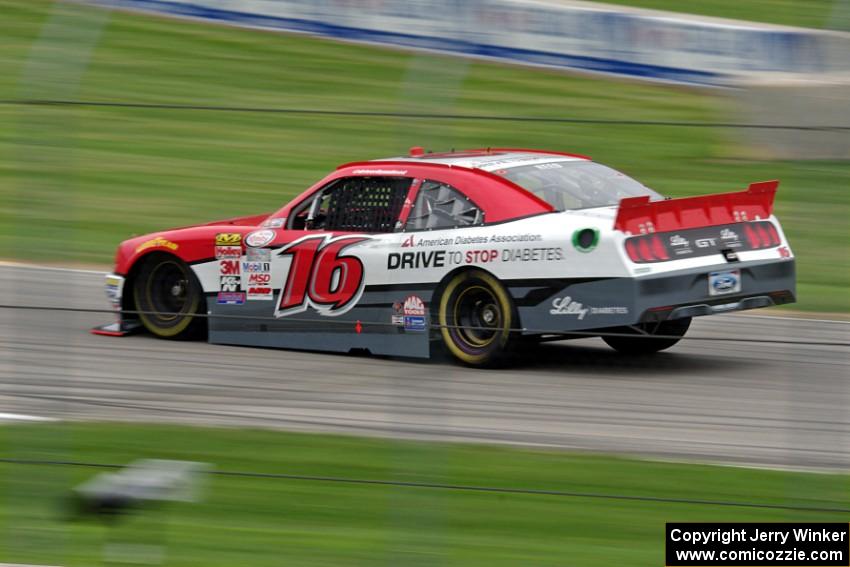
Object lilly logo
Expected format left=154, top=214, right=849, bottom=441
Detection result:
left=549, top=296, right=588, bottom=320
left=669, top=235, right=689, bottom=247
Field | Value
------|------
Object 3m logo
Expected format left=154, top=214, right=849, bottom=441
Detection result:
left=215, top=233, right=242, bottom=246
left=275, top=235, right=370, bottom=318
left=219, top=260, right=241, bottom=275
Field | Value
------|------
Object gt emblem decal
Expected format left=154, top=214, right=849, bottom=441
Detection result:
left=275, top=235, right=371, bottom=318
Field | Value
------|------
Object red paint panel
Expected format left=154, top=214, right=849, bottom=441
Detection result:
left=614, top=180, right=778, bottom=234
left=276, top=161, right=553, bottom=223
left=90, top=328, right=126, bottom=337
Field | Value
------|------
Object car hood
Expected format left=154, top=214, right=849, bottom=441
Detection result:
left=165, top=212, right=273, bottom=231
left=113, top=212, right=273, bottom=274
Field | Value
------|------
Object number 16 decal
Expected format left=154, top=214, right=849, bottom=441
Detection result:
left=275, top=235, right=371, bottom=318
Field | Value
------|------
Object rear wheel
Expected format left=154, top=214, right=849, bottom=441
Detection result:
left=133, top=254, right=206, bottom=339
left=602, top=317, right=691, bottom=355
left=438, top=270, right=517, bottom=367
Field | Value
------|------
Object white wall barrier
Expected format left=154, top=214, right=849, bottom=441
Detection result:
left=90, top=0, right=850, bottom=87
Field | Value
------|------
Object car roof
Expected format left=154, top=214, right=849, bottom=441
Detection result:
left=326, top=149, right=593, bottom=223
left=375, top=148, right=590, bottom=172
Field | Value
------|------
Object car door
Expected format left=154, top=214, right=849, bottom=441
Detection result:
left=268, top=175, right=416, bottom=319
left=210, top=174, right=430, bottom=354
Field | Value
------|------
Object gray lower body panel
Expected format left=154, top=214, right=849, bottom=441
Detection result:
left=516, top=258, right=796, bottom=334
left=205, top=258, right=794, bottom=355
left=207, top=288, right=434, bottom=358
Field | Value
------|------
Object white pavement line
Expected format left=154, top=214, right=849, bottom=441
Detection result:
left=735, top=313, right=850, bottom=325
left=651, top=456, right=845, bottom=475
left=0, top=261, right=106, bottom=275
left=0, top=412, right=58, bottom=422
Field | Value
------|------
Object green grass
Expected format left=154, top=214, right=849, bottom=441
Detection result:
left=2, top=423, right=849, bottom=566
left=602, top=0, right=838, bottom=28
left=0, top=0, right=847, bottom=312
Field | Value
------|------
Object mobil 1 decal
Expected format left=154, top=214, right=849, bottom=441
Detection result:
left=244, top=260, right=273, bottom=301
left=274, top=234, right=371, bottom=318
left=245, top=246, right=273, bottom=301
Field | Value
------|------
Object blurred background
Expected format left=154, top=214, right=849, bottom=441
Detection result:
left=1, top=0, right=849, bottom=565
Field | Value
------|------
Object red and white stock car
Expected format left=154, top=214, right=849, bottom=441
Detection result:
left=94, top=148, right=796, bottom=366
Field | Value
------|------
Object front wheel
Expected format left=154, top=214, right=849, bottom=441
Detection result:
left=602, top=317, right=691, bottom=355
left=133, top=253, right=206, bottom=339
left=438, top=270, right=518, bottom=367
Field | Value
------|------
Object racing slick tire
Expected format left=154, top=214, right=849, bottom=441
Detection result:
left=602, top=317, right=691, bottom=355
left=438, top=269, right=518, bottom=367
left=132, top=253, right=206, bottom=339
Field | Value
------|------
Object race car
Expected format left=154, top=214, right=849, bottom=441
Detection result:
left=93, top=147, right=796, bottom=366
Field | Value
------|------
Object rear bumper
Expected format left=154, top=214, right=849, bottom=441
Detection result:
left=513, top=258, right=796, bottom=333
left=633, top=258, right=795, bottom=322
left=650, top=294, right=786, bottom=322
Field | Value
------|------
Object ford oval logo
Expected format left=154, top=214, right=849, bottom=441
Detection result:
left=713, top=275, right=737, bottom=291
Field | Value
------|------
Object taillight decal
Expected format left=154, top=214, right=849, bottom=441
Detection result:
left=650, top=235, right=669, bottom=261
left=638, top=239, right=654, bottom=262
left=766, top=224, right=780, bottom=246
left=625, top=221, right=782, bottom=263
left=625, top=240, right=639, bottom=262
left=756, top=224, right=770, bottom=248
left=744, top=224, right=760, bottom=248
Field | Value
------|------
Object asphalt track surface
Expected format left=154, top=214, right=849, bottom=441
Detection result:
left=1, top=264, right=849, bottom=469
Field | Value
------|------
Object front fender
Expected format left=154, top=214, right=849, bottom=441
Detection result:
left=114, top=226, right=260, bottom=276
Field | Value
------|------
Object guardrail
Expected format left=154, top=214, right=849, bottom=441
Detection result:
left=89, top=0, right=850, bottom=86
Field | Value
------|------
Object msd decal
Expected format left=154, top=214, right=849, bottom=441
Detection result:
left=247, top=273, right=271, bottom=285
left=274, top=235, right=371, bottom=318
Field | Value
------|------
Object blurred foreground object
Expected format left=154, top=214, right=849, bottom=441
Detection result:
left=69, top=459, right=210, bottom=521
left=731, top=74, right=850, bottom=159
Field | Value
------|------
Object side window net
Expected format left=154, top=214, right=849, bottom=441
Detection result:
left=405, top=181, right=482, bottom=231
left=292, top=177, right=411, bottom=233
left=325, top=177, right=410, bottom=232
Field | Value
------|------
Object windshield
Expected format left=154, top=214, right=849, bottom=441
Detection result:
left=499, top=161, right=661, bottom=210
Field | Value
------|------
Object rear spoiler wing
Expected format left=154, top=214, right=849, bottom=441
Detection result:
left=614, top=180, right=778, bottom=235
